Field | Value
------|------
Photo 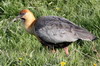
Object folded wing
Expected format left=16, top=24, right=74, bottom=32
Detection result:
left=35, top=16, right=97, bottom=44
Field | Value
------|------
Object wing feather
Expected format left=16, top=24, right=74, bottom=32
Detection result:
left=35, top=16, right=96, bottom=43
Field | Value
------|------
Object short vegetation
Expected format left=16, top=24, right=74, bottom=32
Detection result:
left=0, top=0, right=100, bottom=66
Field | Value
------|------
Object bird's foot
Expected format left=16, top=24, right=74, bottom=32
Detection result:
left=64, top=47, right=69, bottom=56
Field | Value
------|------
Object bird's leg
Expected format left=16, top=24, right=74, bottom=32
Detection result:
left=52, top=47, right=56, bottom=53
left=46, top=46, right=49, bottom=49
left=64, top=47, right=69, bottom=56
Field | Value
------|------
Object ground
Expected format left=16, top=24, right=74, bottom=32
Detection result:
left=0, top=0, right=100, bottom=66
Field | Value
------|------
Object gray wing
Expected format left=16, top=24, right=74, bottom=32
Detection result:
left=35, top=16, right=96, bottom=44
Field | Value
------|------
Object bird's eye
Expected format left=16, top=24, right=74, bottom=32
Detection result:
left=20, top=13, right=26, bottom=16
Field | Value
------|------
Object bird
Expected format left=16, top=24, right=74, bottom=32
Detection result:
left=13, top=9, right=97, bottom=56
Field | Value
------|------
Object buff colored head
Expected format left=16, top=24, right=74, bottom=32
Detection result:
left=13, top=9, right=35, bottom=22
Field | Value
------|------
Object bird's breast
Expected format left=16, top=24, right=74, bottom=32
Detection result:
left=26, top=25, right=36, bottom=35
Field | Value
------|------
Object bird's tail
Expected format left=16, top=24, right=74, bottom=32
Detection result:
left=76, top=31, right=97, bottom=41
left=73, top=26, right=97, bottom=41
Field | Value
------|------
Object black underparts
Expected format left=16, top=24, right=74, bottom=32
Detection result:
left=40, top=40, right=72, bottom=49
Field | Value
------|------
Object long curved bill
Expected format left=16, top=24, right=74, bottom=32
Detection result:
left=12, top=15, right=21, bottom=22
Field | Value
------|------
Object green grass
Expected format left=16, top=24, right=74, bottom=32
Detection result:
left=0, top=0, right=100, bottom=66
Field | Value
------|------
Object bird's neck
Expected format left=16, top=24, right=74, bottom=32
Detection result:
left=24, top=16, right=36, bottom=34
left=24, top=16, right=36, bottom=29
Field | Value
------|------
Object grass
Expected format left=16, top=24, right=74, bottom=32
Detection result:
left=0, top=0, right=100, bottom=66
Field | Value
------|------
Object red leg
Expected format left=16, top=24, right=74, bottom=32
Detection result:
left=64, top=47, right=69, bottom=56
